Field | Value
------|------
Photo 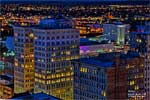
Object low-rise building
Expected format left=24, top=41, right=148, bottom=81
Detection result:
left=0, top=75, right=14, bottom=99
left=80, top=38, right=114, bottom=57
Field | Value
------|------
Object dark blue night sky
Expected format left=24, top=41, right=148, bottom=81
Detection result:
left=0, top=0, right=132, bottom=1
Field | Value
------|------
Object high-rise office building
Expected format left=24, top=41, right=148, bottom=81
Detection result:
left=33, top=18, right=80, bottom=100
left=13, top=17, right=79, bottom=99
left=13, top=26, right=34, bottom=93
left=71, top=58, right=111, bottom=100
left=115, top=52, right=145, bottom=99
left=130, top=22, right=150, bottom=99
left=71, top=51, right=145, bottom=100
left=103, top=22, right=130, bottom=45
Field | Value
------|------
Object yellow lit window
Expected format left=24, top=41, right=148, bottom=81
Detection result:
left=66, top=78, right=70, bottom=81
left=61, top=78, right=65, bottom=82
left=52, top=74, right=55, bottom=78
left=51, top=58, right=54, bottom=62
left=21, top=64, right=24, bottom=67
left=66, top=51, right=70, bottom=55
left=66, top=57, right=70, bottom=60
left=136, top=39, right=142, bottom=43
left=101, top=91, right=106, bottom=97
left=135, top=85, right=139, bottom=90
left=56, top=79, right=60, bottom=83
left=130, top=80, right=135, bottom=86
left=66, top=72, right=71, bottom=76
left=140, top=74, right=144, bottom=78
left=141, top=64, right=144, bottom=67
left=15, top=62, right=18, bottom=66
left=56, top=74, right=60, bottom=78
left=29, top=33, right=34, bottom=38
left=80, top=67, right=88, bottom=73
left=61, top=73, right=65, bottom=77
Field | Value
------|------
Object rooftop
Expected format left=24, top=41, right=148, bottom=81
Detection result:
left=73, top=58, right=113, bottom=68
left=103, top=21, right=127, bottom=26
left=131, top=32, right=150, bottom=35
left=80, top=38, right=100, bottom=46
left=120, top=51, right=140, bottom=59
left=80, top=38, right=109, bottom=46
left=36, top=17, right=74, bottom=29
left=0, top=75, right=13, bottom=87
left=73, top=51, right=140, bottom=67
left=13, top=16, right=75, bottom=30
left=98, top=51, right=140, bottom=60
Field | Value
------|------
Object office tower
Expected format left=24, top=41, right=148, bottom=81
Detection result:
left=33, top=18, right=80, bottom=100
left=103, top=22, right=130, bottom=45
left=117, top=25, right=127, bottom=45
left=130, top=22, right=150, bottom=99
left=71, top=52, right=145, bottom=100
left=71, top=58, right=111, bottom=100
left=113, top=52, right=145, bottom=99
left=13, top=26, right=34, bottom=93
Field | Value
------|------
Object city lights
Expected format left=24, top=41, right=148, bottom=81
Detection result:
left=0, top=0, right=149, bottom=100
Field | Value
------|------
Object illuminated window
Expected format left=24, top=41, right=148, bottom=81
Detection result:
left=51, top=58, right=54, bottom=62
left=101, top=91, right=106, bottom=97
left=80, top=67, right=88, bottom=73
left=21, top=64, right=24, bottom=67
left=66, top=78, right=70, bottom=81
left=52, top=53, right=56, bottom=57
left=61, top=73, right=64, bottom=77
left=66, top=57, right=70, bottom=60
left=141, top=64, right=144, bottom=67
left=56, top=74, right=60, bottom=78
left=134, top=85, right=139, bottom=90
left=29, top=33, right=34, bottom=38
left=61, top=78, right=65, bottom=82
left=66, top=51, right=70, bottom=55
left=15, top=62, right=18, bottom=66
left=136, top=39, right=142, bottom=43
left=139, top=74, right=144, bottom=78
left=130, top=80, right=135, bottom=86
left=66, top=72, right=71, bottom=76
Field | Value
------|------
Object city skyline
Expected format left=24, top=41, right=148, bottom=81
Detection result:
left=0, top=1, right=149, bottom=99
